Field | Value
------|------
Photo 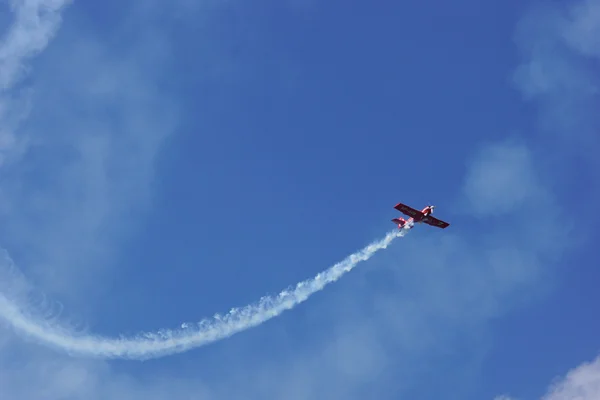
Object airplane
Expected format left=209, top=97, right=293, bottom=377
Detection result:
left=391, top=202, right=450, bottom=230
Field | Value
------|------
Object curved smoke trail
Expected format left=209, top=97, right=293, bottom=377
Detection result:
left=0, top=228, right=407, bottom=360
left=0, top=0, right=408, bottom=362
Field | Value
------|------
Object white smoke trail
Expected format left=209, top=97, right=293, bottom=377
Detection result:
left=0, top=0, right=409, bottom=362
left=0, top=228, right=407, bottom=360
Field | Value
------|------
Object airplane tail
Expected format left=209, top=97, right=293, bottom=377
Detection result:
left=391, top=217, right=406, bottom=227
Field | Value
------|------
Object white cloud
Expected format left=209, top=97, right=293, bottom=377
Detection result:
left=512, top=0, right=600, bottom=160
left=495, top=1, right=600, bottom=398
left=0, top=0, right=71, bottom=170
left=497, top=355, right=600, bottom=400
left=562, top=0, right=600, bottom=58
left=0, top=5, right=179, bottom=302
left=0, top=0, right=71, bottom=89
left=541, top=355, right=600, bottom=400
left=462, top=140, right=544, bottom=217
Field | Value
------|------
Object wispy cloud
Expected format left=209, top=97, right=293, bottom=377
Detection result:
left=495, top=355, right=600, bottom=400
left=496, top=0, right=600, bottom=398
left=0, top=0, right=71, bottom=89
left=541, top=355, right=600, bottom=400
left=462, top=139, right=544, bottom=217
left=0, top=1, right=179, bottom=302
left=513, top=0, right=600, bottom=162
left=0, top=0, right=71, bottom=167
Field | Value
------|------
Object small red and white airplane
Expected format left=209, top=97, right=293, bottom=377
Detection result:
left=391, top=202, right=450, bottom=230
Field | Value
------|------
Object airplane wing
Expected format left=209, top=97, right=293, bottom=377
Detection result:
left=422, top=215, right=450, bottom=229
left=393, top=203, right=422, bottom=218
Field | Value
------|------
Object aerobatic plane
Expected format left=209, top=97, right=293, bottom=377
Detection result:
left=391, top=202, right=450, bottom=230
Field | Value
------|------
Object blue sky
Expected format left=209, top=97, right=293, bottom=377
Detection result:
left=0, top=0, right=599, bottom=399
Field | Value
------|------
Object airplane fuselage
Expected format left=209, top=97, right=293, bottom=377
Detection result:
left=396, top=206, right=434, bottom=229
left=412, top=206, right=433, bottom=222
